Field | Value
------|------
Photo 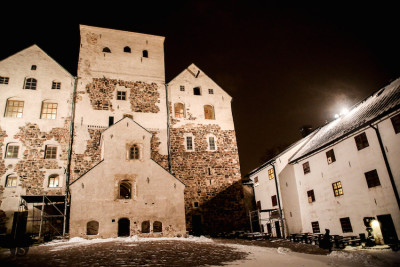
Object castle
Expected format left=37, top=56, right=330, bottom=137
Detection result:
left=0, top=25, right=246, bottom=238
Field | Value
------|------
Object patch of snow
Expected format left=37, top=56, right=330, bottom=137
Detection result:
left=277, top=247, right=291, bottom=254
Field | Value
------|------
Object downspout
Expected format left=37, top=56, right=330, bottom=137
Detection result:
left=64, top=76, right=78, bottom=235
left=165, top=83, right=172, bottom=173
left=370, top=124, right=400, bottom=210
left=271, top=162, right=285, bottom=238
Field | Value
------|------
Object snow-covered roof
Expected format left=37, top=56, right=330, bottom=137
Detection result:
left=290, top=78, right=400, bottom=163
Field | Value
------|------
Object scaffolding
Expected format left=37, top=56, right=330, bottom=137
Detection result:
left=249, top=208, right=286, bottom=237
left=18, top=195, right=66, bottom=242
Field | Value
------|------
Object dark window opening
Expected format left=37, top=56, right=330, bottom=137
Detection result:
left=117, top=91, right=126, bottom=100
left=271, top=195, right=277, bottom=206
left=340, top=217, right=353, bottom=233
left=119, top=181, right=132, bottom=199
left=52, top=81, right=61, bottom=89
left=365, top=169, right=381, bottom=188
left=118, top=218, right=130, bottom=236
left=311, top=221, right=320, bottom=233
left=142, top=50, right=148, bottom=58
left=194, top=202, right=199, bottom=208
left=186, top=136, right=193, bottom=151
left=326, top=149, right=336, bottom=164
left=254, top=176, right=258, bottom=184
left=208, top=89, right=214, bottom=94
left=103, top=47, right=111, bottom=53
left=45, top=146, right=57, bottom=159
left=303, top=161, right=310, bottom=174
left=0, top=76, right=9, bottom=84
left=142, top=220, right=150, bottom=233
left=180, top=85, right=185, bottom=91
left=153, top=221, right=162, bottom=233
left=31, top=65, right=37, bottom=70
left=355, top=132, right=369, bottom=150
left=24, top=78, right=37, bottom=90
left=193, top=87, right=201, bottom=95
left=109, top=116, right=114, bottom=126
left=307, top=190, right=315, bottom=203
left=124, top=46, right=131, bottom=53
left=256, top=200, right=261, bottom=210
left=129, top=145, right=139, bottom=159
left=391, top=114, right=400, bottom=134
left=87, top=221, right=99, bottom=235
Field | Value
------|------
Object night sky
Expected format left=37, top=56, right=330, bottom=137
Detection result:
left=1, top=2, right=399, bottom=176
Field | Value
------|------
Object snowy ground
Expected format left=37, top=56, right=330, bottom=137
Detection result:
left=0, top=236, right=399, bottom=266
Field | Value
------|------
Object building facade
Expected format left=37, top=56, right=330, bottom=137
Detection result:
left=249, top=78, right=400, bottom=245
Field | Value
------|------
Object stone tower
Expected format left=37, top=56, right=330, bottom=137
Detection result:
left=168, top=64, right=246, bottom=235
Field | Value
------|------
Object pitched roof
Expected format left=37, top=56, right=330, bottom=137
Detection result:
left=290, top=78, right=400, bottom=163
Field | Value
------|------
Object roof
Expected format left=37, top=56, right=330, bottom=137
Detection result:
left=290, top=78, right=400, bottom=163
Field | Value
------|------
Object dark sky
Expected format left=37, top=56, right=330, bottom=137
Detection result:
left=1, top=1, right=399, bottom=176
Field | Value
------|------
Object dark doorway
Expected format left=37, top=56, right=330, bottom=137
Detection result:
left=267, top=223, right=272, bottom=234
left=192, top=215, right=202, bottom=236
left=118, top=218, right=130, bottom=237
left=275, top=221, right=281, bottom=238
left=11, top=212, right=28, bottom=239
left=377, top=214, right=398, bottom=244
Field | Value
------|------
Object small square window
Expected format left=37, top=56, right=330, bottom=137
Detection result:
left=365, top=169, right=381, bottom=188
left=332, top=181, right=343, bottom=196
left=193, top=87, right=201, bottom=95
left=303, top=161, right=310, bottom=174
left=307, top=190, right=315, bottom=203
left=52, top=81, right=61, bottom=90
left=271, top=195, right=277, bottom=206
left=6, top=145, right=19, bottom=158
left=45, top=146, right=57, bottom=159
left=354, top=132, right=369, bottom=150
left=6, top=176, right=17, bottom=187
left=117, top=91, right=126, bottom=100
left=48, top=175, right=60, bottom=188
left=208, top=89, right=214, bottom=94
left=391, top=114, right=400, bottom=134
left=180, top=85, right=185, bottom=91
left=340, top=217, right=353, bottom=233
left=268, top=169, right=274, bottom=180
left=186, top=136, right=193, bottom=151
left=0, top=76, right=9, bottom=84
left=254, top=176, right=259, bottom=184
left=193, top=202, right=199, bottom=208
left=31, top=65, right=37, bottom=70
left=326, top=149, right=336, bottom=164
left=311, top=221, right=320, bottom=233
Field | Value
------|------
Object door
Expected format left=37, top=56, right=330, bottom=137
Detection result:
left=275, top=221, right=281, bottom=238
left=192, top=215, right=202, bottom=236
left=377, top=214, right=398, bottom=244
left=118, top=218, right=130, bottom=237
left=267, top=223, right=272, bottom=234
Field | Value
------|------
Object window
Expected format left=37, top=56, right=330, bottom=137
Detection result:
left=326, top=149, right=336, bottom=164
left=268, top=169, right=274, bottom=180
left=119, top=180, right=132, bottom=199
left=365, top=169, right=381, bottom=188
left=340, top=217, right=353, bottom=233
left=354, top=132, right=369, bottom=150
left=391, top=114, right=400, bottom=134
left=6, top=144, right=19, bottom=158
left=204, top=105, right=214, bottom=120
left=24, top=78, right=37, bottom=89
left=142, top=220, right=150, bottom=233
left=45, top=145, right=57, bottom=159
left=208, top=89, right=214, bottom=94
left=193, top=87, right=201, bottom=95
left=311, top=221, right=320, bottom=233
left=129, top=145, right=139, bottom=160
left=256, top=200, right=261, bottom=210
left=51, top=81, right=61, bottom=90
left=271, top=195, right=277, bottom=206
left=174, top=103, right=185, bottom=118
left=5, top=175, right=17, bottom=187
left=332, top=181, right=343, bottom=196
left=103, top=47, right=111, bottom=53
left=254, top=176, right=259, bottom=185
left=303, top=162, right=310, bottom=174
left=48, top=174, right=59, bottom=187
left=193, top=202, right=199, bottom=208
left=87, top=221, right=99, bottom=235
left=124, top=46, right=131, bottom=53
left=117, top=91, right=126, bottom=100
left=0, top=76, right=9, bottom=84
left=5, top=100, right=24, bottom=118
left=109, top=116, right=114, bottom=126
left=31, top=65, right=37, bottom=70
left=142, top=50, right=148, bottom=58
left=40, top=102, right=57, bottom=119
left=209, top=136, right=216, bottom=150
left=307, top=190, right=315, bottom=203
left=186, top=136, right=193, bottom=151
left=180, top=85, right=185, bottom=91
left=153, top=221, right=162, bottom=233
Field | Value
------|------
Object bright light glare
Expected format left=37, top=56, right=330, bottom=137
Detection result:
left=334, top=114, right=339, bottom=119
left=371, top=220, right=380, bottom=227
left=340, top=108, right=349, bottom=115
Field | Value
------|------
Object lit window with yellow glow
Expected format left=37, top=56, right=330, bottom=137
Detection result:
left=332, top=181, right=343, bottom=196
left=268, top=169, right=274, bottom=180
left=41, top=102, right=58, bottom=119
left=5, top=100, right=24, bottom=118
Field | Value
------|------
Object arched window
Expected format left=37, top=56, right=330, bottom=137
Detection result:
left=204, top=105, right=215, bottom=120
left=142, top=220, right=150, bottom=233
left=142, top=50, right=148, bottom=58
left=5, top=99, right=24, bottom=118
left=153, top=221, right=162, bottom=233
left=119, top=180, right=132, bottom=199
left=87, top=221, right=99, bottom=235
left=124, top=46, right=131, bottom=53
left=174, top=103, right=185, bottom=118
left=129, top=145, right=139, bottom=160
left=48, top=174, right=59, bottom=188
left=5, top=175, right=17, bottom=187
left=41, top=101, right=58, bottom=119
left=24, top=78, right=37, bottom=90
left=102, top=47, right=111, bottom=53
left=5, top=143, right=19, bottom=158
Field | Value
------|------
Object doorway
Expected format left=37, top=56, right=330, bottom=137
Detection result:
left=118, top=218, right=130, bottom=237
left=377, top=214, right=398, bottom=244
left=275, top=221, right=281, bottom=238
left=192, top=215, right=202, bottom=236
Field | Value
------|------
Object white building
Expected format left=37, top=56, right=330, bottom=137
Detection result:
left=249, top=78, right=400, bottom=245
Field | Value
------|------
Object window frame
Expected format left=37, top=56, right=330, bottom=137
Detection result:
left=119, top=180, right=132, bottom=199
left=271, top=195, right=277, bottom=206
left=51, top=81, right=61, bottom=90
left=364, top=169, right=381, bottom=188
left=40, top=102, right=58, bottom=120
left=303, top=161, right=310, bottom=174
left=180, top=85, right=185, bottom=91
left=186, top=136, right=194, bottom=151
left=339, top=217, right=353, bottom=233
left=354, top=132, right=369, bottom=150
left=44, top=145, right=57, bottom=159
left=391, top=114, right=400, bottom=134
left=268, top=169, right=274, bottom=180
left=326, top=149, right=336, bottom=164
left=0, top=76, right=9, bottom=84
left=208, top=136, right=216, bottom=151
left=311, top=221, right=320, bottom=233
left=24, top=78, right=37, bottom=90
left=307, top=189, right=315, bottom=203
left=48, top=174, right=60, bottom=188
left=204, top=105, right=215, bottom=120
left=208, top=88, right=214, bottom=94
left=5, top=144, right=19, bottom=159
left=5, top=99, right=24, bottom=118
left=117, top=91, right=126, bottom=100
left=5, top=175, right=17, bottom=187
left=174, top=103, right=185, bottom=118
left=129, top=145, right=140, bottom=160
left=332, top=181, right=343, bottom=197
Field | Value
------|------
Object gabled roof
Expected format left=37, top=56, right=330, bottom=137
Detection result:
left=289, top=78, right=400, bottom=163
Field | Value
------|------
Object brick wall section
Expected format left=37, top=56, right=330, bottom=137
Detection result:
left=70, top=128, right=103, bottom=182
left=169, top=124, right=247, bottom=234
left=149, top=131, right=169, bottom=170
left=12, top=121, right=70, bottom=195
left=85, top=78, right=160, bottom=113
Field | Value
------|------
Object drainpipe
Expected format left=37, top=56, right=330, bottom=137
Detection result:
left=370, top=124, right=400, bottom=210
left=64, top=76, right=78, bottom=235
left=165, top=83, right=172, bottom=174
left=271, top=162, right=285, bottom=238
